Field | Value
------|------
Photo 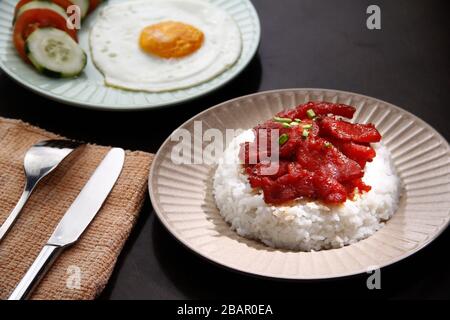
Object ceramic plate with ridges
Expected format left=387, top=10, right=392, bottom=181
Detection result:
left=0, top=0, right=260, bottom=110
left=149, top=89, right=450, bottom=280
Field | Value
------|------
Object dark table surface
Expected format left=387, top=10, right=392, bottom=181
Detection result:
left=1, top=0, right=449, bottom=299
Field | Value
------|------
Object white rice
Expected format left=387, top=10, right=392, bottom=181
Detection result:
left=213, top=130, right=401, bottom=251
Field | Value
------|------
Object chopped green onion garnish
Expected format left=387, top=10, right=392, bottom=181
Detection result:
left=294, top=118, right=301, bottom=123
left=306, top=109, right=316, bottom=119
left=302, top=129, right=310, bottom=139
left=289, top=122, right=299, bottom=126
left=282, top=123, right=291, bottom=128
left=303, top=124, right=313, bottom=129
left=279, top=133, right=289, bottom=145
left=273, top=116, right=292, bottom=123
left=324, top=141, right=332, bottom=148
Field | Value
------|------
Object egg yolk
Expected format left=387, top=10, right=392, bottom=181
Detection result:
left=139, top=21, right=204, bottom=58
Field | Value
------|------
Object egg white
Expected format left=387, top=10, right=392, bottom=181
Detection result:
left=89, top=0, right=242, bottom=92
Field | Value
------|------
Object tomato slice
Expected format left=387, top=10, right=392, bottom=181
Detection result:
left=88, top=0, right=103, bottom=13
left=13, top=9, right=78, bottom=62
left=15, top=0, right=73, bottom=15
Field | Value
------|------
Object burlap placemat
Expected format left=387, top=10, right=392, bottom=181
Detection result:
left=0, top=117, right=153, bottom=300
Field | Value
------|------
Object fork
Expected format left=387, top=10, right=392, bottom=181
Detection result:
left=0, top=139, right=83, bottom=242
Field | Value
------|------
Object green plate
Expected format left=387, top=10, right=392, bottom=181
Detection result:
left=0, top=0, right=260, bottom=111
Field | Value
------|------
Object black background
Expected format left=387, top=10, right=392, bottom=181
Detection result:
left=1, top=0, right=449, bottom=299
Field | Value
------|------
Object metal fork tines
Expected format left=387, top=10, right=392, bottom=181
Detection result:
left=0, top=139, right=83, bottom=242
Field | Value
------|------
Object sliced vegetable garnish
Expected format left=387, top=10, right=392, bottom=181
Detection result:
left=15, top=0, right=74, bottom=14
left=282, top=123, right=291, bottom=128
left=324, top=141, right=332, bottom=148
left=306, top=109, right=316, bottom=119
left=303, top=124, right=313, bottom=129
left=14, top=1, right=69, bottom=25
left=289, top=122, right=299, bottom=126
left=279, top=133, right=289, bottom=145
left=26, top=27, right=86, bottom=78
left=302, top=129, right=310, bottom=139
left=294, top=118, right=301, bottom=123
left=13, top=8, right=78, bottom=62
left=274, top=116, right=292, bottom=123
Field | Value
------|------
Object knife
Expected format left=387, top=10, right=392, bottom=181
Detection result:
left=8, top=148, right=125, bottom=300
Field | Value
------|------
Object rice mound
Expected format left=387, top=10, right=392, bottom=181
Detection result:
left=213, top=130, right=401, bottom=251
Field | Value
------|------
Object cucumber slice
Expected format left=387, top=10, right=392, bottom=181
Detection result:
left=14, top=1, right=68, bottom=24
left=70, top=0, right=89, bottom=18
left=26, top=27, right=87, bottom=78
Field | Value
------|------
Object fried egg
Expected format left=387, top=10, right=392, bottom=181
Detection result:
left=90, top=0, right=242, bottom=92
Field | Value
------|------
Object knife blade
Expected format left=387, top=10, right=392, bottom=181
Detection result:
left=8, top=148, right=125, bottom=300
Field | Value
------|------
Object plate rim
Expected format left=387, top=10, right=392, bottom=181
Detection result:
left=149, top=89, right=450, bottom=280
left=0, top=0, right=261, bottom=111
